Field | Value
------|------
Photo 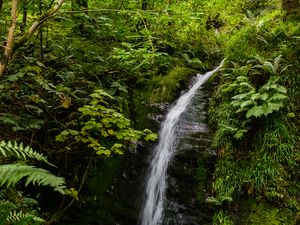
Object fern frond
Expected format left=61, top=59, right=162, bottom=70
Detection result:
left=0, top=200, right=16, bottom=224
left=0, top=164, right=66, bottom=194
left=7, top=211, right=44, bottom=225
left=0, top=141, right=52, bottom=166
left=0, top=191, right=6, bottom=199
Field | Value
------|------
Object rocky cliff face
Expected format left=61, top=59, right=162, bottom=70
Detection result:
left=161, top=83, right=216, bottom=225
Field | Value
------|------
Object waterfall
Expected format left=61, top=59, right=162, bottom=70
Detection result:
left=139, top=61, right=224, bottom=225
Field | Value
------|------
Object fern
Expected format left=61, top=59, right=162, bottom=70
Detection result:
left=0, top=194, right=44, bottom=225
left=230, top=76, right=287, bottom=118
left=7, top=211, right=44, bottom=225
left=0, top=164, right=66, bottom=194
left=0, top=141, right=52, bottom=166
left=0, top=200, right=16, bottom=224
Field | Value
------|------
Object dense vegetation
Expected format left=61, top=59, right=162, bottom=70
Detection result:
left=0, top=0, right=299, bottom=224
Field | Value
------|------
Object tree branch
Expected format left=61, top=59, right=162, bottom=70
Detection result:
left=14, top=0, right=65, bottom=52
left=45, top=157, right=93, bottom=225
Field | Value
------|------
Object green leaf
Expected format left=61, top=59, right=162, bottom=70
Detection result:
left=28, top=119, right=44, bottom=130
left=90, top=89, right=114, bottom=99
left=111, top=143, right=125, bottom=155
left=250, top=93, right=260, bottom=101
left=287, top=112, right=295, bottom=118
left=246, top=106, right=264, bottom=118
left=276, top=85, right=287, bottom=94
left=260, top=92, right=268, bottom=101
left=240, top=100, right=253, bottom=108
left=55, top=129, right=75, bottom=142
left=232, top=92, right=252, bottom=100
left=144, top=133, right=158, bottom=141
left=6, top=72, right=25, bottom=82
left=231, top=100, right=243, bottom=107
left=233, top=129, right=248, bottom=139
left=269, top=93, right=287, bottom=101
left=267, top=102, right=284, bottom=111
left=206, top=197, right=222, bottom=205
left=0, top=164, right=65, bottom=194
left=0, top=141, right=51, bottom=165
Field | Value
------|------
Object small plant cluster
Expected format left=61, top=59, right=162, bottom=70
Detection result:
left=56, top=89, right=157, bottom=156
left=230, top=75, right=287, bottom=119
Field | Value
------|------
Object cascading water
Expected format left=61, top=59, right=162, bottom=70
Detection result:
left=139, top=61, right=224, bottom=225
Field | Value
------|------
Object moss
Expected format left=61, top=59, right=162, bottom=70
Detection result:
left=196, top=160, right=208, bottom=202
left=234, top=199, right=296, bottom=225
left=213, top=210, right=234, bottom=225
left=147, top=66, right=197, bottom=103
left=131, top=66, right=197, bottom=130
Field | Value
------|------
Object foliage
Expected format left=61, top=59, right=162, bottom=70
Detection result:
left=56, top=89, right=157, bottom=156
left=5, top=211, right=44, bottom=225
left=213, top=211, right=234, bottom=225
left=229, top=74, right=287, bottom=119
left=0, top=163, right=66, bottom=194
left=206, top=0, right=299, bottom=223
left=110, top=42, right=172, bottom=79
left=0, top=198, right=45, bottom=225
left=0, top=141, right=66, bottom=193
left=0, top=141, right=66, bottom=225
left=0, top=141, right=50, bottom=165
left=0, top=192, right=45, bottom=225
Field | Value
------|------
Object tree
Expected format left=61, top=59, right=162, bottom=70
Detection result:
left=0, top=0, right=18, bottom=76
left=0, top=0, right=66, bottom=76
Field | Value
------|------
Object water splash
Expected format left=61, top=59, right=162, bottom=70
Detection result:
left=139, top=60, right=225, bottom=225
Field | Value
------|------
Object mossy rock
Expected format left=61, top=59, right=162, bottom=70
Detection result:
left=148, top=66, right=197, bottom=103
left=132, top=66, right=197, bottom=130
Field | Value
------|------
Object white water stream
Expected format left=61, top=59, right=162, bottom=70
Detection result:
left=139, top=61, right=224, bottom=225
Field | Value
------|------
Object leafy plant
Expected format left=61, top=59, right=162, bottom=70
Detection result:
left=110, top=42, right=171, bottom=78
left=0, top=140, right=66, bottom=193
left=5, top=211, right=44, bottom=225
left=0, top=164, right=66, bottom=194
left=230, top=76, right=287, bottom=118
left=213, top=211, right=234, bottom=225
left=0, top=188, right=46, bottom=225
left=56, top=89, right=157, bottom=156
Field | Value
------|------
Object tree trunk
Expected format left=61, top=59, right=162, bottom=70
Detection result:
left=0, top=0, right=3, bottom=13
left=0, top=0, right=18, bottom=77
left=21, top=2, right=28, bottom=33
left=39, top=0, right=44, bottom=59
